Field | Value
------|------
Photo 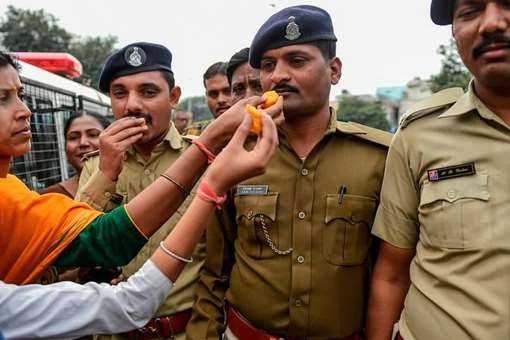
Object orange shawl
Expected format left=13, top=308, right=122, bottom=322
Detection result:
left=0, top=175, right=101, bottom=284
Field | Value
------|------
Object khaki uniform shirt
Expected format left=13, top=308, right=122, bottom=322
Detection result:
left=372, top=84, right=510, bottom=340
left=77, top=124, right=205, bottom=340
left=187, top=113, right=391, bottom=339
left=184, top=119, right=212, bottom=137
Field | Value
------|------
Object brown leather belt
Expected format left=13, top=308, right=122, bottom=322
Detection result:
left=227, top=307, right=362, bottom=340
left=123, top=309, right=191, bottom=340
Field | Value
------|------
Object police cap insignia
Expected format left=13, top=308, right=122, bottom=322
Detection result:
left=124, top=46, right=146, bottom=67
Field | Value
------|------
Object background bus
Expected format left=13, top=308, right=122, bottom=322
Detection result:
left=12, top=60, right=112, bottom=190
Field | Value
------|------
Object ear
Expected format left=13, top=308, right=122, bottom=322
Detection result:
left=169, top=86, right=182, bottom=109
left=329, top=57, right=342, bottom=85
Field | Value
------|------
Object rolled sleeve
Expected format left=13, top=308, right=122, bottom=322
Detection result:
left=371, top=131, right=420, bottom=249
left=76, top=168, right=118, bottom=212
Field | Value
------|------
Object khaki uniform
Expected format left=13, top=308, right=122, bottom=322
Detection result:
left=187, top=113, right=391, bottom=339
left=372, top=84, right=510, bottom=340
left=184, top=120, right=212, bottom=137
left=77, top=124, right=205, bottom=340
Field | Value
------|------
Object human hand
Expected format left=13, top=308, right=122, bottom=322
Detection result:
left=98, top=117, right=148, bottom=181
left=204, top=110, right=279, bottom=195
left=199, top=95, right=284, bottom=154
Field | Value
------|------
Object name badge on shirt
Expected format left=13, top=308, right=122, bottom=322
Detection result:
left=427, top=162, right=476, bottom=182
left=236, top=185, right=269, bottom=196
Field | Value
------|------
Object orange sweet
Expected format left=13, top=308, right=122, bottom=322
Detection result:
left=261, top=90, right=279, bottom=109
left=245, top=104, right=262, bottom=135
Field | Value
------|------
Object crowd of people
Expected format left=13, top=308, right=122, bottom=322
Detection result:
left=1, top=1, right=510, bottom=339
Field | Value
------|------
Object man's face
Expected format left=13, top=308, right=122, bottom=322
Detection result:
left=259, top=44, right=341, bottom=119
left=231, top=62, right=263, bottom=104
left=109, top=70, right=180, bottom=145
left=453, top=0, right=510, bottom=89
left=173, top=111, right=192, bottom=134
left=205, top=74, right=231, bottom=118
left=0, top=65, right=32, bottom=159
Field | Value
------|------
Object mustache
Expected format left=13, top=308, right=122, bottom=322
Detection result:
left=272, top=83, right=299, bottom=94
left=473, top=32, right=510, bottom=59
left=124, top=111, right=152, bottom=124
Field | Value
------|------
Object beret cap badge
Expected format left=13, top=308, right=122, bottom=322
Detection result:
left=124, top=46, right=146, bottom=67
left=285, top=16, right=301, bottom=41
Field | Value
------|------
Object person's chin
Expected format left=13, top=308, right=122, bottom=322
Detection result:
left=12, top=142, right=31, bottom=157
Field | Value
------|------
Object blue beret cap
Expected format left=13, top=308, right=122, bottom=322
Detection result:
left=98, top=42, right=173, bottom=92
left=249, top=5, right=337, bottom=68
left=431, top=0, right=455, bottom=25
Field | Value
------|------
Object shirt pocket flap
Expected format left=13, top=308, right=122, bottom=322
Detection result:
left=421, top=174, right=489, bottom=205
left=325, top=194, right=376, bottom=225
left=235, top=193, right=278, bottom=222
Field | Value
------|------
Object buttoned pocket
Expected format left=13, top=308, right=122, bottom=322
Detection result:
left=235, top=193, right=279, bottom=259
left=419, top=173, right=491, bottom=249
left=323, top=194, right=376, bottom=266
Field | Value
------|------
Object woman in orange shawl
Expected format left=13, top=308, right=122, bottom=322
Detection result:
left=0, top=51, right=281, bottom=285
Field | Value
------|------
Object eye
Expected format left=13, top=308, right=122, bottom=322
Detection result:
left=290, top=56, right=307, bottom=66
left=260, top=60, right=275, bottom=72
left=111, top=89, right=126, bottom=98
left=208, top=90, right=219, bottom=99
left=233, top=85, right=245, bottom=96
left=142, top=89, right=158, bottom=97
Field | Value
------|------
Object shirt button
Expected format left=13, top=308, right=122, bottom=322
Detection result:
left=298, top=211, right=306, bottom=219
left=447, top=189, right=457, bottom=199
left=295, top=299, right=303, bottom=307
left=301, top=168, right=309, bottom=176
left=144, top=169, right=151, bottom=176
left=297, top=255, right=305, bottom=263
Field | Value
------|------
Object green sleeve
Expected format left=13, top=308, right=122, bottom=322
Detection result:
left=54, top=206, right=147, bottom=267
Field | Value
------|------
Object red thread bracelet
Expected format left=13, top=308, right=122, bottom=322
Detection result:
left=192, top=140, right=216, bottom=164
left=197, top=180, right=226, bottom=209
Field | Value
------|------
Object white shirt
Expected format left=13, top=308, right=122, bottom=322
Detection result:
left=0, top=260, right=173, bottom=339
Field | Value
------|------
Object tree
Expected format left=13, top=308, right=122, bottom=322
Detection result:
left=429, top=38, right=471, bottom=92
left=337, top=96, right=391, bottom=131
left=177, top=96, right=212, bottom=122
left=0, top=6, right=117, bottom=90
left=70, top=36, right=118, bottom=87
left=0, top=5, right=73, bottom=52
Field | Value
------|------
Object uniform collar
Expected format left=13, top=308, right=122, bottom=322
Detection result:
left=439, top=80, right=503, bottom=123
left=127, top=122, right=183, bottom=157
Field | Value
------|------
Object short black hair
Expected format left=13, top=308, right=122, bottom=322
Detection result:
left=308, top=40, right=337, bottom=60
left=226, top=48, right=250, bottom=86
left=0, top=51, right=18, bottom=70
left=203, top=61, right=227, bottom=88
left=64, top=111, right=110, bottom=141
left=160, top=70, right=175, bottom=90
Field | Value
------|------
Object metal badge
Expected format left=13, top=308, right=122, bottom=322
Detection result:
left=427, top=162, right=476, bottom=182
left=285, top=16, right=301, bottom=41
left=124, top=46, right=146, bottom=67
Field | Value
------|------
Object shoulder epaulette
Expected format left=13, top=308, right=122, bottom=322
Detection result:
left=81, top=150, right=99, bottom=161
left=337, top=121, right=393, bottom=147
left=181, top=134, right=199, bottom=143
left=399, top=87, right=464, bottom=128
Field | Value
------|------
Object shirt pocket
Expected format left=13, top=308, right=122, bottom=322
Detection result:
left=235, top=193, right=279, bottom=259
left=323, top=194, right=376, bottom=266
left=419, top=173, right=491, bottom=249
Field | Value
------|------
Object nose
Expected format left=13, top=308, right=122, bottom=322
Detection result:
left=479, top=2, right=509, bottom=35
left=269, top=61, right=291, bottom=87
left=78, top=134, right=91, bottom=147
left=218, top=91, right=230, bottom=105
left=14, top=96, right=31, bottom=121
left=125, top=92, right=144, bottom=114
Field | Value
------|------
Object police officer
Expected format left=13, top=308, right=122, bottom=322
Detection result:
left=187, top=5, right=392, bottom=340
left=226, top=47, right=263, bottom=104
left=185, top=62, right=231, bottom=136
left=76, top=42, right=267, bottom=340
left=366, top=1, right=510, bottom=339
